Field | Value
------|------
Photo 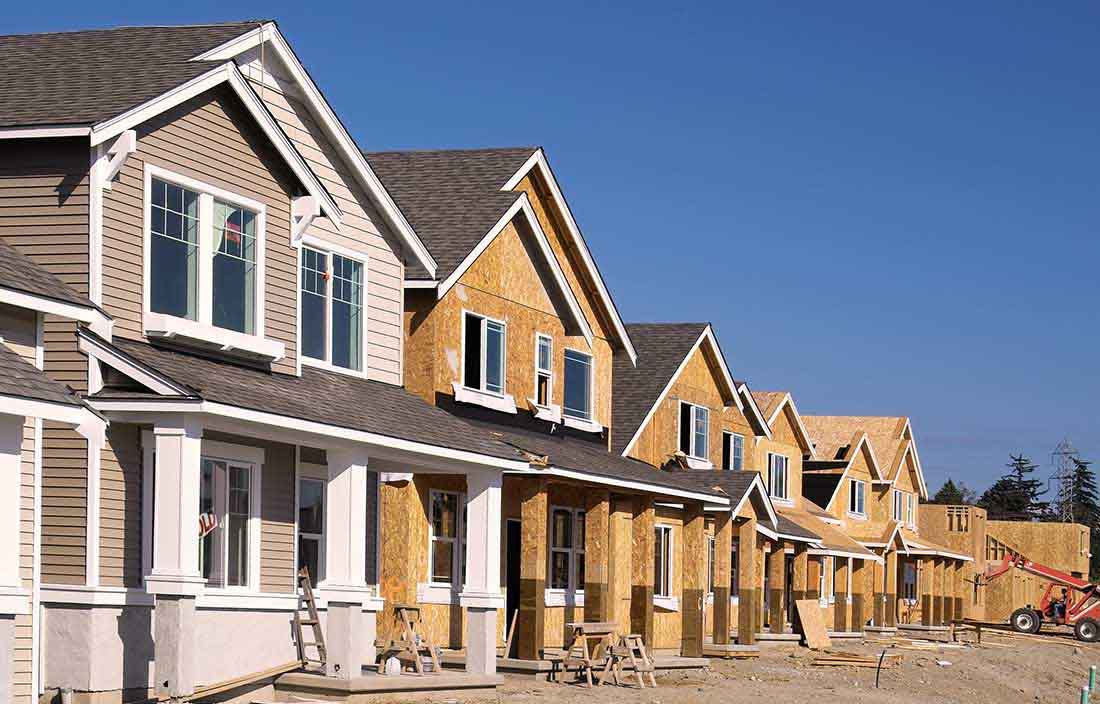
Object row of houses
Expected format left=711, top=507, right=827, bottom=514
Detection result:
left=0, top=19, right=1059, bottom=704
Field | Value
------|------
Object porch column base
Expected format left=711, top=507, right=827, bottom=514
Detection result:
left=154, top=595, right=196, bottom=701
left=326, top=600, right=365, bottom=679
left=466, top=607, right=498, bottom=675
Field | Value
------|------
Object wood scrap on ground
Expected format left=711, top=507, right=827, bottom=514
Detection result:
left=811, top=650, right=902, bottom=669
left=794, top=599, right=831, bottom=650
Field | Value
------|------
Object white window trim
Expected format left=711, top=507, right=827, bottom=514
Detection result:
left=848, top=479, right=867, bottom=519
left=427, top=489, right=466, bottom=589
left=723, top=431, right=745, bottom=471
left=297, top=238, right=370, bottom=378
left=547, top=505, right=586, bottom=595
left=767, top=452, right=790, bottom=501
left=296, top=461, right=327, bottom=586
left=678, top=401, right=710, bottom=462
left=200, top=442, right=264, bottom=593
left=141, top=164, right=283, bottom=361
left=459, top=310, right=514, bottom=407
left=655, top=523, right=675, bottom=600
left=562, top=346, right=597, bottom=426
left=533, top=333, right=554, bottom=408
left=892, top=489, right=904, bottom=522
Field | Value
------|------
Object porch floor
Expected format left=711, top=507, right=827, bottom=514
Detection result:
left=437, top=650, right=709, bottom=675
left=272, top=668, right=503, bottom=702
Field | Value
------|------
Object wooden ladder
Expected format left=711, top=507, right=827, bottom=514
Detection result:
left=293, top=567, right=327, bottom=671
left=377, top=605, right=441, bottom=675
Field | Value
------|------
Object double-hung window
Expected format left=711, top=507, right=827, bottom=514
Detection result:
left=300, top=247, right=365, bottom=372
left=905, top=493, right=915, bottom=526
left=722, top=432, right=744, bottom=471
left=563, top=349, right=593, bottom=420
left=707, top=535, right=716, bottom=595
left=892, top=489, right=904, bottom=521
left=429, top=490, right=466, bottom=586
left=654, top=525, right=674, bottom=598
left=767, top=453, right=789, bottom=500
left=199, top=458, right=258, bottom=588
left=679, top=402, right=709, bottom=459
left=549, top=508, right=585, bottom=591
left=464, top=312, right=506, bottom=395
left=297, top=477, right=325, bottom=583
left=849, top=479, right=866, bottom=516
left=535, top=334, right=553, bottom=406
left=146, top=169, right=270, bottom=350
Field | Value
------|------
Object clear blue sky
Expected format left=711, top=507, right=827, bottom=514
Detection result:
left=10, top=1, right=1099, bottom=497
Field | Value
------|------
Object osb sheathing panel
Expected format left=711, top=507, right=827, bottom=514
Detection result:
left=987, top=520, right=1090, bottom=576
left=653, top=508, right=684, bottom=649
left=893, top=450, right=919, bottom=494
left=609, top=498, right=634, bottom=633
left=835, top=443, right=875, bottom=532
left=625, top=342, right=755, bottom=469
left=753, top=405, right=805, bottom=509
left=404, top=218, right=614, bottom=431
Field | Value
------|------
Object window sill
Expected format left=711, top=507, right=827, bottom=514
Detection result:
left=452, top=382, right=517, bottom=414
left=846, top=512, right=869, bottom=521
left=770, top=497, right=794, bottom=508
left=528, top=400, right=562, bottom=424
left=145, top=312, right=285, bottom=362
left=654, top=594, right=679, bottom=612
left=544, top=588, right=584, bottom=608
left=683, top=456, right=713, bottom=470
left=562, top=414, right=602, bottom=434
left=302, top=356, right=366, bottom=378
left=418, top=582, right=462, bottom=605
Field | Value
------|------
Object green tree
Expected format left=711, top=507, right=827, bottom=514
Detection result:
left=1065, top=458, right=1100, bottom=579
left=978, top=454, right=1049, bottom=520
left=928, top=478, right=978, bottom=505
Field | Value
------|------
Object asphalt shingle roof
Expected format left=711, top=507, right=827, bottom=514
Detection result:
left=91, top=334, right=520, bottom=461
left=671, top=469, right=764, bottom=508
left=0, top=342, right=82, bottom=407
left=0, top=237, right=96, bottom=309
left=0, top=21, right=264, bottom=128
left=364, top=148, right=538, bottom=281
left=611, top=323, right=708, bottom=456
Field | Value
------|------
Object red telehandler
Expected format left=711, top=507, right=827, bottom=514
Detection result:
left=984, top=550, right=1100, bottom=641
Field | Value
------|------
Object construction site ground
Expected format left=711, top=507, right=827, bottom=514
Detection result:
left=392, top=629, right=1100, bottom=704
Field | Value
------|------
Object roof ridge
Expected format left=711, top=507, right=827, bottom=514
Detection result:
left=364, top=146, right=539, bottom=157
left=0, top=20, right=270, bottom=40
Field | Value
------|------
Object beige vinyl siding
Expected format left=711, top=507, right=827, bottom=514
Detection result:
left=101, top=85, right=299, bottom=375
left=99, top=424, right=143, bottom=587
left=239, top=50, right=406, bottom=384
left=0, top=138, right=90, bottom=588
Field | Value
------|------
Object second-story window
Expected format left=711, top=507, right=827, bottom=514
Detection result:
left=463, top=312, right=506, bottom=395
left=535, top=334, right=553, bottom=406
left=563, top=349, right=593, bottom=420
left=679, top=402, right=709, bottom=459
left=768, top=453, right=789, bottom=500
left=212, top=201, right=258, bottom=334
left=300, top=247, right=365, bottom=372
left=849, top=479, right=866, bottom=516
left=722, top=432, right=744, bottom=471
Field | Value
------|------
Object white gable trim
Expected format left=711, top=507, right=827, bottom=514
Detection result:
left=729, top=472, right=779, bottom=530
left=736, top=383, right=774, bottom=441
left=765, top=393, right=817, bottom=459
left=0, top=395, right=104, bottom=443
left=77, top=329, right=194, bottom=397
left=0, top=286, right=111, bottom=337
left=0, top=126, right=91, bottom=140
left=502, top=149, right=636, bottom=364
left=620, top=326, right=743, bottom=458
left=892, top=439, right=928, bottom=499
left=436, top=194, right=594, bottom=346
left=190, top=23, right=438, bottom=278
left=88, top=62, right=342, bottom=227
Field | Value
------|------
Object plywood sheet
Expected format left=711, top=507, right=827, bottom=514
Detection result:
left=795, top=599, right=831, bottom=650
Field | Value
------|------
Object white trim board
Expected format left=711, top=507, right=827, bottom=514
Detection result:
left=0, top=125, right=91, bottom=139
left=189, top=23, right=437, bottom=278
left=0, top=287, right=111, bottom=336
left=88, top=61, right=341, bottom=227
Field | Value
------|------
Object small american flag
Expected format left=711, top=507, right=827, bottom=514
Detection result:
left=198, top=512, right=219, bottom=538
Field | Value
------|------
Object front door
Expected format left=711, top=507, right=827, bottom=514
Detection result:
left=505, top=519, right=521, bottom=657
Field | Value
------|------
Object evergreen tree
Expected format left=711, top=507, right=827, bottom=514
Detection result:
left=1066, top=458, right=1100, bottom=579
left=930, top=479, right=963, bottom=505
left=978, top=454, right=1049, bottom=520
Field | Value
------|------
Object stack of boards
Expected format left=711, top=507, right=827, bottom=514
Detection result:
left=812, top=650, right=902, bottom=668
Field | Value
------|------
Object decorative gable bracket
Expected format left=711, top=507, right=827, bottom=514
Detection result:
left=101, top=130, right=136, bottom=191
left=291, top=194, right=321, bottom=241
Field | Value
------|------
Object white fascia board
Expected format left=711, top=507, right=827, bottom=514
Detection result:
left=0, top=287, right=111, bottom=335
left=737, top=383, right=773, bottom=441
left=502, top=148, right=636, bottom=364
left=0, top=126, right=91, bottom=139
left=404, top=279, right=438, bottom=289
left=191, top=24, right=437, bottom=277
left=700, top=327, right=742, bottom=411
left=437, top=195, right=594, bottom=346
left=88, top=62, right=342, bottom=226
left=0, top=396, right=104, bottom=442
left=621, top=326, right=732, bottom=457
left=768, top=393, right=816, bottom=460
left=808, top=548, right=883, bottom=564
left=505, top=466, right=728, bottom=506
left=77, top=330, right=192, bottom=396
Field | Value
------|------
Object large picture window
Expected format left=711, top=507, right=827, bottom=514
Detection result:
left=198, top=458, right=257, bottom=588
left=563, top=349, right=593, bottom=420
left=768, top=453, right=789, bottom=500
left=549, top=507, right=585, bottom=591
left=463, top=312, right=506, bottom=395
left=300, top=247, right=365, bottom=372
left=429, top=490, right=466, bottom=586
left=679, top=402, right=709, bottom=459
left=655, top=525, right=674, bottom=597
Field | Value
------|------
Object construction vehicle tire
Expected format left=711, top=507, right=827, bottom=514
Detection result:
left=1074, top=618, right=1100, bottom=643
left=1011, top=607, right=1041, bottom=634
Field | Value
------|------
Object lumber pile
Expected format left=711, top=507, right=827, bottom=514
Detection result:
left=811, top=650, right=902, bottom=668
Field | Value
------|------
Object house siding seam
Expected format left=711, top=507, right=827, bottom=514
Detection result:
left=0, top=138, right=90, bottom=589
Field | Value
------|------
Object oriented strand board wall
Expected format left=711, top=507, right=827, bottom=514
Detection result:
left=754, top=405, right=806, bottom=510
left=626, top=342, right=756, bottom=470
left=0, top=137, right=90, bottom=587
left=987, top=520, right=1090, bottom=577
left=101, top=85, right=299, bottom=375
left=653, top=508, right=684, bottom=649
left=238, top=48, right=408, bottom=384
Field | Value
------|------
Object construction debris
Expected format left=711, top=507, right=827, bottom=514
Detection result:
left=810, top=650, right=902, bottom=669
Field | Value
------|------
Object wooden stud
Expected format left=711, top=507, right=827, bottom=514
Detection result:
left=517, top=478, right=548, bottom=660
left=920, top=557, right=935, bottom=626
left=834, top=558, right=849, bottom=632
left=850, top=559, right=867, bottom=632
left=584, top=490, right=611, bottom=624
left=885, top=550, right=898, bottom=628
left=630, top=496, right=655, bottom=646
left=933, top=558, right=945, bottom=626
left=712, top=511, right=733, bottom=645
left=806, top=555, right=821, bottom=602
left=767, top=541, right=786, bottom=634
left=736, top=517, right=758, bottom=645
left=681, top=502, right=706, bottom=657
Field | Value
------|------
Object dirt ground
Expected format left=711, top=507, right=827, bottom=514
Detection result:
left=424, top=630, right=1100, bottom=704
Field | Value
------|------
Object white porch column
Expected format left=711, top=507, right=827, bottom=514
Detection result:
left=0, top=414, right=29, bottom=704
left=325, top=448, right=373, bottom=679
left=147, top=417, right=203, bottom=702
left=459, top=468, right=505, bottom=676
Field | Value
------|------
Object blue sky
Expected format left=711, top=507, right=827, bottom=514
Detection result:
left=10, top=1, right=1099, bottom=496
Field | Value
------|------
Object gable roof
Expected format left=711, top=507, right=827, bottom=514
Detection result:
left=612, top=323, right=747, bottom=457
left=0, top=21, right=265, bottom=129
left=0, top=237, right=94, bottom=309
left=803, top=414, right=926, bottom=497
left=672, top=470, right=778, bottom=529
left=750, top=390, right=816, bottom=458
left=802, top=470, right=844, bottom=512
left=0, top=342, right=82, bottom=408
left=366, top=146, right=636, bottom=361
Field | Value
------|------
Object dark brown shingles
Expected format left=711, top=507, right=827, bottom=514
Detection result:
left=364, top=147, right=538, bottom=281
left=610, top=323, right=709, bottom=456
left=94, top=335, right=520, bottom=461
left=0, top=21, right=266, bottom=128
left=0, top=343, right=82, bottom=407
left=0, top=237, right=96, bottom=308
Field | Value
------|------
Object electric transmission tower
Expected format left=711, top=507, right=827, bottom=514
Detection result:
left=1052, top=438, right=1080, bottom=522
